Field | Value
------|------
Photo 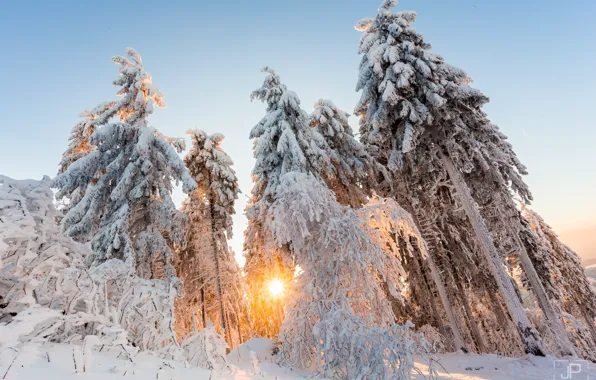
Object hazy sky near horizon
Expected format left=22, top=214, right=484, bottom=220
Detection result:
left=1, top=0, right=595, bottom=262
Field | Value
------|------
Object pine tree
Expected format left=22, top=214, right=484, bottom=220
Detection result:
left=354, top=0, right=557, bottom=355
left=53, top=48, right=196, bottom=279
left=244, top=67, right=331, bottom=338
left=178, top=129, right=246, bottom=349
left=308, top=99, right=385, bottom=208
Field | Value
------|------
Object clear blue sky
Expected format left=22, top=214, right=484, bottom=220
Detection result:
left=1, top=0, right=595, bottom=262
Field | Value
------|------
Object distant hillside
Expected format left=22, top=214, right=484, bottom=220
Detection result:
left=558, top=225, right=596, bottom=267
left=583, top=258, right=596, bottom=268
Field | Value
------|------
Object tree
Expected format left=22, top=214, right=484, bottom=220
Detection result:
left=244, top=67, right=331, bottom=338
left=521, top=206, right=596, bottom=358
left=270, top=173, right=431, bottom=378
left=354, top=0, right=553, bottom=355
left=178, top=129, right=246, bottom=349
left=0, top=176, right=204, bottom=356
left=308, top=99, right=385, bottom=208
left=53, top=48, right=196, bottom=280
left=56, top=102, right=115, bottom=210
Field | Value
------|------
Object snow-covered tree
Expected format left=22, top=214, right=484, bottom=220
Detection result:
left=176, top=129, right=246, bottom=348
left=270, top=173, right=432, bottom=378
left=180, top=321, right=229, bottom=370
left=308, top=99, right=386, bottom=208
left=0, top=176, right=191, bottom=354
left=244, top=68, right=331, bottom=338
left=354, top=0, right=564, bottom=355
left=53, top=48, right=196, bottom=280
left=56, top=102, right=115, bottom=210
left=0, top=175, right=98, bottom=323
left=521, top=206, right=596, bottom=358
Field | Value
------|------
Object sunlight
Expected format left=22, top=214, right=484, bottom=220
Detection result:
left=268, top=278, right=284, bottom=298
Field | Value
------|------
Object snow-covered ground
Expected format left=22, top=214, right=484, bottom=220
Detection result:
left=2, top=338, right=595, bottom=380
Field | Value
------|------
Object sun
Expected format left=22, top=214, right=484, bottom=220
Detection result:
left=268, top=279, right=284, bottom=298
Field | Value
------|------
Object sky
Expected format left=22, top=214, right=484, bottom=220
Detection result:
left=1, top=0, right=595, bottom=263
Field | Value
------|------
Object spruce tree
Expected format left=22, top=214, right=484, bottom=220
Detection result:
left=354, top=0, right=555, bottom=355
left=178, top=129, right=246, bottom=348
left=308, top=99, right=384, bottom=208
left=56, top=102, right=115, bottom=210
left=244, top=67, right=331, bottom=337
left=53, top=48, right=196, bottom=279
left=521, top=207, right=596, bottom=358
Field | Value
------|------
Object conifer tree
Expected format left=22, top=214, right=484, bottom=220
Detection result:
left=521, top=206, right=596, bottom=357
left=244, top=68, right=331, bottom=337
left=58, top=103, right=114, bottom=173
left=308, top=99, right=384, bottom=208
left=178, top=129, right=246, bottom=348
left=354, top=0, right=554, bottom=355
left=53, top=48, right=196, bottom=279
left=56, top=102, right=115, bottom=210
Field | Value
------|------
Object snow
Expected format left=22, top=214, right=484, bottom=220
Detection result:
left=2, top=338, right=594, bottom=380
left=416, top=353, right=596, bottom=380
left=227, top=338, right=275, bottom=367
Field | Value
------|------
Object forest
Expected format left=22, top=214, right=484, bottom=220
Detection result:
left=1, top=0, right=595, bottom=379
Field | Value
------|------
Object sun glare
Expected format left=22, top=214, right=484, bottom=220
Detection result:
left=268, top=279, right=284, bottom=298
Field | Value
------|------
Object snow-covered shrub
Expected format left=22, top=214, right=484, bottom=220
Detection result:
left=269, top=172, right=431, bottom=379
left=0, top=176, right=100, bottom=325
left=89, top=259, right=180, bottom=352
left=417, top=324, right=446, bottom=354
left=0, top=176, right=180, bottom=357
left=179, top=321, right=229, bottom=370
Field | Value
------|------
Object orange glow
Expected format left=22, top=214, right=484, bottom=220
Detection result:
left=268, top=279, right=284, bottom=298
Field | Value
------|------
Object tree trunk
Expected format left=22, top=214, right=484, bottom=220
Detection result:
left=413, top=250, right=449, bottom=342
left=579, top=303, right=596, bottom=344
left=403, top=199, right=467, bottom=353
left=438, top=149, right=544, bottom=356
left=509, top=226, right=576, bottom=356
left=209, top=204, right=228, bottom=344
left=453, top=274, right=486, bottom=353
left=236, top=317, right=243, bottom=345
left=440, top=248, right=487, bottom=353
left=206, top=172, right=229, bottom=347
left=487, top=289, right=508, bottom=328
left=200, top=280, right=207, bottom=329
left=224, top=306, right=233, bottom=349
left=425, top=252, right=468, bottom=352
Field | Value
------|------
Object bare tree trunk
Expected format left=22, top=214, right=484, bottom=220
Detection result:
left=438, top=149, right=544, bottom=356
left=509, top=226, right=576, bottom=356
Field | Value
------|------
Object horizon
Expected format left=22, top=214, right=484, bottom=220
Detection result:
left=1, top=0, right=594, bottom=264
